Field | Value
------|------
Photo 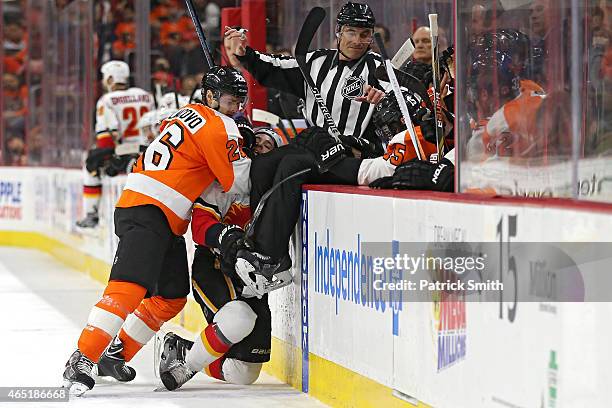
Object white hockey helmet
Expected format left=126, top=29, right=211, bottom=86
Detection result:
left=101, top=60, right=130, bottom=84
left=138, top=110, right=160, bottom=143
left=254, top=127, right=285, bottom=148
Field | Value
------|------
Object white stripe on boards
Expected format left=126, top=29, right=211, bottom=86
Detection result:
left=123, top=173, right=193, bottom=220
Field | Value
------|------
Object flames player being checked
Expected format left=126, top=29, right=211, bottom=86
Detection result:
left=62, top=66, right=252, bottom=395
left=77, top=61, right=154, bottom=228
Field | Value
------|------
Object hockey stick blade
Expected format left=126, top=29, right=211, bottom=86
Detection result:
left=391, top=38, right=415, bottom=69
left=252, top=108, right=281, bottom=125
left=295, top=7, right=326, bottom=58
left=294, top=7, right=342, bottom=145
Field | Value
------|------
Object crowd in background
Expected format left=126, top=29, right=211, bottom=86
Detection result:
left=1, top=0, right=611, bottom=171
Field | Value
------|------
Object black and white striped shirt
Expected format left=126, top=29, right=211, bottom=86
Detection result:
left=238, top=47, right=389, bottom=140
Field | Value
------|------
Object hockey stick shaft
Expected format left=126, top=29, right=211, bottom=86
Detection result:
left=374, top=32, right=424, bottom=160
left=275, top=92, right=299, bottom=137
left=184, top=0, right=214, bottom=69
left=428, top=14, right=445, bottom=160
left=295, top=7, right=342, bottom=143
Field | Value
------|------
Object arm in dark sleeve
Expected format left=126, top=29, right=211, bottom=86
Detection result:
left=359, top=120, right=385, bottom=158
left=237, top=47, right=306, bottom=99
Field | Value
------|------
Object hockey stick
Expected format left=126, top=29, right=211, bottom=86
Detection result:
left=374, top=32, right=425, bottom=160
left=374, top=65, right=433, bottom=112
left=184, top=0, right=214, bottom=69
left=244, top=168, right=312, bottom=240
left=274, top=91, right=299, bottom=137
left=294, top=7, right=342, bottom=143
left=428, top=14, right=444, bottom=162
left=391, top=37, right=415, bottom=69
left=252, top=108, right=291, bottom=140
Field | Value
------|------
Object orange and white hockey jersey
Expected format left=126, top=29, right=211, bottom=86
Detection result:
left=116, top=104, right=252, bottom=236
left=358, top=126, right=438, bottom=185
left=481, top=80, right=546, bottom=157
left=95, top=87, right=155, bottom=148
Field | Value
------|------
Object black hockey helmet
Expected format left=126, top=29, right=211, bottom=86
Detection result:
left=336, top=2, right=375, bottom=30
left=372, top=88, right=431, bottom=144
left=470, top=29, right=531, bottom=76
left=468, top=51, right=519, bottom=106
left=201, top=66, right=248, bottom=101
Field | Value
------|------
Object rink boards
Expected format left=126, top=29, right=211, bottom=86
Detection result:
left=1, top=166, right=612, bottom=408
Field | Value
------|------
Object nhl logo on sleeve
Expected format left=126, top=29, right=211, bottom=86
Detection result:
left=341, top=76, right=365, bottom=100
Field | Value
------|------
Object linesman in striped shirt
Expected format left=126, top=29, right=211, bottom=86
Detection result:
left=225, top=2, right=388, bottom=158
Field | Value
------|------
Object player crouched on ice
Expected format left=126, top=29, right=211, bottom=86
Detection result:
left=76, top=61, right=154, bottom=228
left=62, top=66, right=251, bottom=396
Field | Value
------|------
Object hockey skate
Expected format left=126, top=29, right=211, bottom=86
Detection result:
left=62, top=349, right=95, bottom=396
left=76, top=211, right=99, bottom=228
left=159, top=332, right=195, bottom=391
left=235, top=249, right=293, bottom=298
left=94, top=337, right=136, bottom=382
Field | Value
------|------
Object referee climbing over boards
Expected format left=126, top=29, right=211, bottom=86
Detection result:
left=224, top=1, right=389, bottom=158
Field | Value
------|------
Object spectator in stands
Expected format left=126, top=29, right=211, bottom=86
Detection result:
left=400, top=27, right=433, bottom=84
left=3, top=20, right=26, bottom=56
left=2, top=72, right=27, bottom=136
left=112, top=22, right=135, bottom=61
left=179, top=30, right=207, bottom=76
left=180, top=74, right=199, bottom=97
left=3, top=134, right=27, bottom=166
left=152, top=57, right=176, bottom=90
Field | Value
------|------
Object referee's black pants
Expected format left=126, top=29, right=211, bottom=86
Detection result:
left=250, top=144, right=361, bottom=260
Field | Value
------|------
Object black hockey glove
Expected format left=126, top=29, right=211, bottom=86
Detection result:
left=339, top=135, right=379, bottom=159
left=85, top=147, right=114, bottom=174
left=392, top=158, right=454, bottom=192
left=105, top=154, right=138, bottom=177
left=218, top=225, right=247, bottom=279
left=234, top=115, right=256, bottom=153
left=294, top=126, right=347, bottom=172
left=368, top=176, right=395, bottom=189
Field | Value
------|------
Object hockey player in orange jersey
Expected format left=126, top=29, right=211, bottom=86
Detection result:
left=77, top=61, right=155, bottom=228
left=466, top=51, right=547, bottom=161
left=62, top=66, right=251, bottom=395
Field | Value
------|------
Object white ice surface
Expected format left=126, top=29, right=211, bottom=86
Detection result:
left=0, top=247, right=325, bottom=408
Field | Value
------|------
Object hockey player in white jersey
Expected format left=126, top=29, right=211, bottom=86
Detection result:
left=76, top=61, right=154, bottom=228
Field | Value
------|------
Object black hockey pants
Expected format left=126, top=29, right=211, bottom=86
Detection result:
left=249, top=144, right=361, bottom=260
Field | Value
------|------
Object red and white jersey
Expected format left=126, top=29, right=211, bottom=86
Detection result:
left=116, top=103, right=251, bottom=236
left=95, top=87, right=155, bottom=148
left=191, top=181, right=251, bottom=247
left=358, top=126, right=437, bottom=185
